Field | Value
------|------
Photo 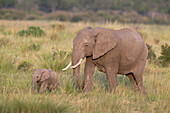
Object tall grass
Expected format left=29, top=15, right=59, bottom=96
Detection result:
left=0, top=94, right=72, bottom=113
left=0, top=20, right=169, bottom=113
left=34, top=49, right=71, bottom=72
left=0, top=54, right=16, bottom=73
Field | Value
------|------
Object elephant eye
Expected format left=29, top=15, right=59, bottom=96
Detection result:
left=84, top=44, right=88, bottom=47
left=37, top=76, right=38, bottom=78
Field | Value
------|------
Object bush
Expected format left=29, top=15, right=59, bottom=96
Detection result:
left=146, top=44, right=156, bottom=63
left=0, top=9, right=25, bottom=20
left=56, top=14, right=68, bottom=21
left=71, top=15, right=83, bottom=22
left=17, top=26, right=45, bottom=37
left=96, top=10, right=110, bottom=18
left=25, top=14, right=41, bottom=20
left=17, top=61, right=32, bottom=71
left=158, top=43, right=170, bottom=67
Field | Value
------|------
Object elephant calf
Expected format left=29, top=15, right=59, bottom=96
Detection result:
left=31, top=69, right=59, bottom=94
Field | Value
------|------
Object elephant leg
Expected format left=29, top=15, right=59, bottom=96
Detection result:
left=126, top=74, right=138, bottom=92
left=84, top=57, right=95, bottom=92
left=38, top=83, right=41, bottom=92
left=133, top=60, right=147, bottom=94
left=135, top=74, right=146, bottom=93
left=47, top=85, right=52, bottom=92
left=106, top=73, right=117, bottom=92
left=50, top=83, right=57, bottom=92
left=38, top=82, right=48, bottom=94
left=106, top=70, right=117, bottom=92
left=105, top=57, right=119, bottom=92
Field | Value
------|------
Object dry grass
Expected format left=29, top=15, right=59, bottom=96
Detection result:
left=0, top=20, right=169, bottom=113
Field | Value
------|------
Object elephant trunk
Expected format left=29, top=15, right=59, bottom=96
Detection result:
left=71, top=39, right=86, bottom=89
left=31, top=80, right=36, bottom=94
left=72, top=51, right=82, bottom=88
left=73, top=65, right=80, bottom=88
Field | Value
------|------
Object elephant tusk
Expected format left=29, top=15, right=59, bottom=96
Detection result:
left=70, top=58, right=83, bottom=69
left=62, top=61, right=72, bottom=71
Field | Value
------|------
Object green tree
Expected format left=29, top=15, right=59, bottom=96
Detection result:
left=0, top=0, right=17, bottom=8
left=38, top=0, right=58, bottom=12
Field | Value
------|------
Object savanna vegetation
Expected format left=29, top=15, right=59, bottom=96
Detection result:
left=0, top=20, right=169, bottom=112
left=0, top=0, right=170, bottom=24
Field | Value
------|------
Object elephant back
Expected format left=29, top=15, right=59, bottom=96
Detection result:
left=116, top=28, right=146, bottom=65
left=48, top=69, right=58, bottom=79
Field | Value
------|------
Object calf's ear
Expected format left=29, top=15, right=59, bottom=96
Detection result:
left=40, top=69, right=49, bottom=82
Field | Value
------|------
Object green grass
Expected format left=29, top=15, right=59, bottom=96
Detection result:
left=0, top=20, right=169, bottom=113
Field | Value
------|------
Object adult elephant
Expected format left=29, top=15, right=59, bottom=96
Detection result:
left=63, top=26, right=148, bottom=93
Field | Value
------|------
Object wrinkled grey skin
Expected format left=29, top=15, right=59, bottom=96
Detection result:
left=31, top=69, right=59, bottom=94
left=72, top=26, right=148, bottom=93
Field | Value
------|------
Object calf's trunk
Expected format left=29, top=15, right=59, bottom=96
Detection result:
left=31, top=81, right=36, bottom=94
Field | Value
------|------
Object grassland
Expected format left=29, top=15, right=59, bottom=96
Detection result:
left=0, top=20, right=169, bottom=113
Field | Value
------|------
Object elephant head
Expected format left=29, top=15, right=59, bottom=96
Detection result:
left=31, top=69, right=49, bottom=93
left=62, top=26, right=117, bottom=88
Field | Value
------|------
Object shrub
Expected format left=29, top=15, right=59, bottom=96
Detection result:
left=146, top=44, right=156, bottom=63
left=17, top=61, right=32, bottom=71
left=71, top=15, right=83, bottom=22
left=96, top=10, right=110, bottom=18
left=17, top=26, right=45, bottom=37
left=158, top=43, right=170, bottom=67
left=56, top=14, right=68, bottom=21
left=25, top=14, right=41, bottom=20
left=0, top=9, right=25, bottom=20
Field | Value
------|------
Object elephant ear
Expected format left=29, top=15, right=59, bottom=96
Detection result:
left=93, top=28, right=117, bottom=59
left=40, top=69, right=49, bottom=82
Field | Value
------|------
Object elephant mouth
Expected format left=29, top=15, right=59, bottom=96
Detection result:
left=62, top=58, right=83, bottom=71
